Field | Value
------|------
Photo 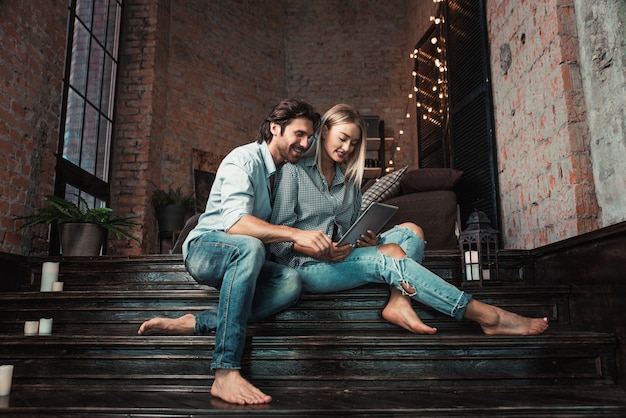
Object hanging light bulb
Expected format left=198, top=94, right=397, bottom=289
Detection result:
left=430, top=16, right=442, bottom=24
left=399, top=130, right=404, bottom=135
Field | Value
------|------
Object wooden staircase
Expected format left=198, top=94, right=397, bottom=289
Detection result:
left=0, top=253, right=624, bottom=416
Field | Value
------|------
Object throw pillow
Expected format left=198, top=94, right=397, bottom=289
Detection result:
left=399, top=168, right=463, bottom=194
left=360, top=166, right=408, bottom=212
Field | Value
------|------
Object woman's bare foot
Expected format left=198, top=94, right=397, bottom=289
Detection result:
left=211, top=369, right=272, bottom=405
left=465, top=300, right=549, bottom=335
left=382, top=287, right=437, bottom=334
left=137, top=313, right=196, bottom=335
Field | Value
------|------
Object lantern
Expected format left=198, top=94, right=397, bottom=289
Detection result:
left=459, top=210, right=499, bottom=286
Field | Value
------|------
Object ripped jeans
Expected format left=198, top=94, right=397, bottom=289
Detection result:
left=294, top=225, right=472, bottom=320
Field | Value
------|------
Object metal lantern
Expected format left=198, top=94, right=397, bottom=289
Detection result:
left=459, top=210, right=499, bottom=286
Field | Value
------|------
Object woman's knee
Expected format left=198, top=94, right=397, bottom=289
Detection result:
left=399, top=222, right=425, bottom=240
left=378, top=243, right=406, bottom=258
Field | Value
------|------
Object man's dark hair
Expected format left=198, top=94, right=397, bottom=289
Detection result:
left=255, top=99, right=320, bottom=143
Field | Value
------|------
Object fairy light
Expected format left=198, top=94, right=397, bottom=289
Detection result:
left=390, top=2, right=448, bottom=170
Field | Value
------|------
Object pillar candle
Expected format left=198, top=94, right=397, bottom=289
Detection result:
left=0, top=365, right=13, bottom=396
left=38, top=318, right=53, bottom=335
left=24, top=321, right=39, bottom=336
left=40, top=262, right=59, bottom=292
left=464, top=250, right=480, bottom=280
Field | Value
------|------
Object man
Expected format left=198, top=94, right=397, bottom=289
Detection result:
left=138, top=99, right=332, bottom=405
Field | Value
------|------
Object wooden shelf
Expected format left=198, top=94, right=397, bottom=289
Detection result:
left=363, top=167, right=382, bottom=179
left=366, top=137, right=394, bottom=151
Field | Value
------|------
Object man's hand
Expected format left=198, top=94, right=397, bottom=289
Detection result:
left=294, top=239, right=353, bottom=262
left=292, top=229, right=333, bottom=257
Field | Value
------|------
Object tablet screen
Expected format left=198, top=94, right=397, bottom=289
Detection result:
left=336, top=202, right=398, bottom=246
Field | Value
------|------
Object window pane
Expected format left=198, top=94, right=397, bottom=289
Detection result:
left=76, top=0, right=94, bottom=29
left=86, top=38, right=104, bottom=107
left=92, top=0, right=109, bottom=45
left=69, top=20, right=89, bottom=97
left=106, top=1, right=122, bottom=56
left=97, top=115, right=111, bottom=181
left=65, top=186, right=104, bottom=210
left=101, top=54, right=116, bottom=118
left=63, top=89, right=85, bottom=165
left=81, top=104, right=99, bottom=175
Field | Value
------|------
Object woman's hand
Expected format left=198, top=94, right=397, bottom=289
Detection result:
left=327, top=242, right=353, bottom=262
left=355, top=230, right=379, bottom=247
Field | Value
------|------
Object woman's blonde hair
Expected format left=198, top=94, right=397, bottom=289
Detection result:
left=314, top=104, right=367, bottom=186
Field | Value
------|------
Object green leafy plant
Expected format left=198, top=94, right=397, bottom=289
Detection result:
left=151, top=186, right=198, bottom=209
left=18, top=195, right=140, bottom=241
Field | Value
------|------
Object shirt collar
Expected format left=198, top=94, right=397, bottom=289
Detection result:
left=303, top=155, right=346, bottom=185
left=259, top=141, right=278, bottom=178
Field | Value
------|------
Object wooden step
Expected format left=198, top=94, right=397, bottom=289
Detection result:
left=2, top=386, right=624, bottom=417
left=0, top=284, right=571, bottom=335
left=0, top=254, right=622, bottom=416
left=19, top=252, right=499, bottom=288
left=0, top=330, right=619, bottom=391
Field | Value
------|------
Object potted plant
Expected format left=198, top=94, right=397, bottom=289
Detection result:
left=151, top=186, right=198, bottom=233
left=18, top=195, right=140, bottom=256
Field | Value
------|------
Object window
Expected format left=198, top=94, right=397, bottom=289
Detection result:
left=52, top=0, right=124, bottom=253
left=414, top=0, right=500, bottom=233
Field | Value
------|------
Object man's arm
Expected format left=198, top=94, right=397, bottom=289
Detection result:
left=229, top=214, right=332, bottom=256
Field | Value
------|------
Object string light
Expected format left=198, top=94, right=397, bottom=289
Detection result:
left=389, top=1, right=447, bottom=170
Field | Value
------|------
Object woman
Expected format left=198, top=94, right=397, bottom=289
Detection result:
left=271, top=104, right=549, bottom=336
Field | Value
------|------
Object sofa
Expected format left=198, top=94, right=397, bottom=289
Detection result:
left=361, top=166, right=462, bottom=250
left=172, top=167, right=462, bottom=254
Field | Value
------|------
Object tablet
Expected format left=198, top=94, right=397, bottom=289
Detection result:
left=336, top=202, right=398, bottom=246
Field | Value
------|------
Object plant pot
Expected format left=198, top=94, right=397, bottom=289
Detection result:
left=155, top=204, right=187, bottom=232
left=58, top=223, right=106, bottom=256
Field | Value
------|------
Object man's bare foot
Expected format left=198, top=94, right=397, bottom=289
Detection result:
left=137, top=313, right=196, bottom=336
left=465, top=300, right=549, bottom=335
left=382, top=287, right=437, bottom=334
left=211, top=369, right=272, bottom=405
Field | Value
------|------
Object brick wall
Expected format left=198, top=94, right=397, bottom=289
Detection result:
left=487, top=0, right=600, bottom=249
left=112, top=0, right=287, bottom=253
left=110, top=0, right=170, bottom=254
left=0, top=0, right=65, bottom=255
left=284, top=0, right=415, bottom=169
left=3, top=0, right=621, bottom=256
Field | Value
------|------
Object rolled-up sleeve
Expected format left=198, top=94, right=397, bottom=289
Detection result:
left=219, top=161, right=256, bottom=231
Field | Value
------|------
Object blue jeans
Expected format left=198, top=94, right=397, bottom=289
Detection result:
left=295, top=226, right=472, bottom=320
left=185, top=231, right=302, bottom=370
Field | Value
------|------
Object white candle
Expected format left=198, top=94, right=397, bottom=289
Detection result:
left=24, top=321, right=39, bottom=336
left=0, top=365, right=13, bottom=396
left=51, top=281, right=64, bottom=292
left=464, top=251, right=480, bottom=280
left=38, top=318, right=53, bottom=335
left=40, top=262, right=59, bottom=292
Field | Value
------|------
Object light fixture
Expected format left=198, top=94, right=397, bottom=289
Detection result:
left=459, top=211, right=500, bottom=287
